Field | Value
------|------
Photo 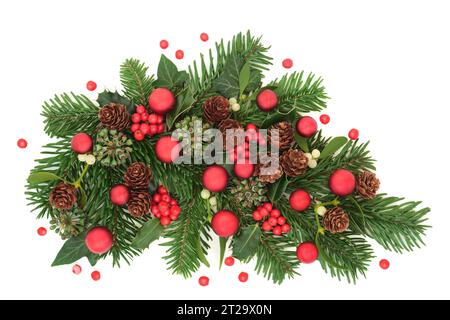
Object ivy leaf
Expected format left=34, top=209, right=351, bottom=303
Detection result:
left=97, top=90, right=134, bottom=114
left=154, top=54, right=188, bottom=89
left=319, top=137, right=348, bottom=159
left=86, top=252, right=100, bottom=267
left=239, top=61, right=251, bottom=96
left=51, top=234, right=90, bottom=267
left=131, top=219, right=164, bottom=250
left=27, top=172, right=62, bottom=184
left=247, top=69, right=262, bottom=92
left=232, top=225, right=261, bottom=260
left=268, top=175, right=289, bottom=203
left=295, top=133, right=310, bottom=153
left=165, top=91, right=195, bottom=129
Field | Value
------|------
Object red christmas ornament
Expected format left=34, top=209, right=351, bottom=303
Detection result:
left=224, top=256, right=235, bottom=266
left=233, top=163, right=254, bottom=180
left=289, top=189, right=311, bottom=211
left=175, top=50, right=184, bottom=59
left=91, top=271, right=101, bottom=281
left=296, top=242, right=319, bottom=264
left=202, top=165, right=228, bottom=192
left=37, top=227, right=47, bottom=236
left=160, top=39, right=169, bottom=49
left=155, top=136, right=181, bottom=164
left=85, top=227, right=113, bottom=255
left=109, top=184, right=130, bottom=206
left=200, top=33, right=209, bottom=42
left=296, top=116, right=318, bottom=138
left=72, top=264, right=82, bottom=275
left=282, top=58, right=293, bottom=69
left=256, top=89, right=278, bottom=112
left=320, top=114, right=330, bottom=124
left=379, top=259, right=390, bottom=270
left=86, top=81, right=97, bottom=91
left=71, top=133, right=93, bottom=154
left=329, top=169, right=356, bottom=196
left=17, top=138, right=28, bottom=149
left=148, top=88, right=176, bottom=115
left=211, top=210, right=239, bottom=237
left=348, top=128, right=359, bottom=140
left=199, top=276, right=209, bottom=286
left=238, top=272, right=249, bottom=283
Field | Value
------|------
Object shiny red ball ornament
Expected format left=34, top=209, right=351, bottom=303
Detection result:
left=224, top=256, right=235, bottom=266
left=199, top=276, right=209, bottom=286
left=175, top=50, right=184, bottom=60
left=17, top=138, right=28, bottom=149
left=296, top=242, right=319, bottom=264
left=211, top=210, right=239, bottom=237
left=202, top=165, right=228, bottom=192
left=72, top=264, right=82, bottom=275
left=380, top=259, right=390, bottom=270
left=160, top=39, right=169, bottom=49
left=109, top=184, right=130, bottom=206
left=200, top=33, right=209, bottom=42
left=238, top=272, right=249, bottom=283
left=86, top=81, right=97, bottom=91
left=348, top=128, right=359, bottom=140
left=148, top=88, right=176, bottom=114
left=155, top=136, right=181, bottom=164
left=37, top=227, right=47, bottom=236
left=256, top=89, right=278, bottom=112
left=233, top=163, right=254, bottom=180
left=85, top=227, right=113, bottom=255
left=329, top=169, right=356, bottom=196
left=71, top=133, right=93, bottom=154
left=320, top=114, right=330, bottom=124
left=296, top=116, right=318, bottom=138
left=282, top=58, right=293, bottom=69
left=289, top=189, right=311, bottom=211
left=91, top=271, right=101, bottom=281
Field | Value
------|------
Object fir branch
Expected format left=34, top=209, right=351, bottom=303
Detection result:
left=120, top=58, right=154, bottom=106
left=41, top=93, right=100, bottom=138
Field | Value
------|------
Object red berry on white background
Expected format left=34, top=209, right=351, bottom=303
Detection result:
left=224, top=256, right=235, bottom=266
left=320, top=114, right=330, bottom=124
left=200, top=33, right=209, bottom=42
left=17, top=138, right=28, bottom=149
left=160, top=40, right=169, bottom=49
left=91, top=271, right=101, bottom=281
left=37, top=227, right=47, bottom=236
left=198, top=276, right=209, bottom=286
left=72, top=264, right=82, bottom=275
left=238, top=272, right=249, bottom=283
left=86, top=81, right=97, bottom=91
left=175, top=50, right=184, bottom=59
left=380, top=259, right=390, bottom=270
left=282, top=58, right=293, bottom=69
left=348, top=128, right=359, bottom=140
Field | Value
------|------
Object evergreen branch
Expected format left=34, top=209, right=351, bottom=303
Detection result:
left=120, top=58, right=154, bottom=105
left=41, top=93, right=100, bottom=138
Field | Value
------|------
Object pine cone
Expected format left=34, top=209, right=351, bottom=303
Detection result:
left=202, top=96, right=230, bottom=124
left=124, top=162, right=152, bottom=190
left=255, top=155, right=284, bottom=184
left=49, top=182, right=77, bottom=210
left=268, top=122, right=294, bottom=151
left=218, top=119, right=244, bottom=150
left=280, top=149, right=309, bottom=177
left=323, top=207, right=350, bottom=234
left=127, top=191, right=151, bottom=217
left=99, top=103, right=130, bottom=131
left=356, top=171, right=380, bottom=199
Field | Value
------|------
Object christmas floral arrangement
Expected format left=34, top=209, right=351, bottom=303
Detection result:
left=26, top=31, right=430, bottom=284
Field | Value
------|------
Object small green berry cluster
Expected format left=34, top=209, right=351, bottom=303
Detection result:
left=94, top=128, right=133, bottom=167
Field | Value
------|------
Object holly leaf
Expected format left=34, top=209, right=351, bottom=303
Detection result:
left=51, top=233, right=90, bottom=267
left=97, top=90, right=134, bottom=113
left=165, top=91, right=195, bottom=129
left=131, top=219, right=164, bottom=250
left=319, top=136, right=348, bottom=159
left=294, top=133, right=310, bottom=153
left=232, top=225, right=261, bottom=260
left=268, top=175, right=289, bottom=203
left=27, top=172, right=62, bottom=184
left=154, top=54, right=188, bottom=89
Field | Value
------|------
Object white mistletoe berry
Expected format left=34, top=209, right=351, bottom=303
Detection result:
left=311, top=149, right=321, bottom=159
left=201, top=189, right=211, bottom=200
left=308, top=159, right=317, bottom=169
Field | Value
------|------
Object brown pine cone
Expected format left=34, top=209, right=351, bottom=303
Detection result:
left=218, top=119, right=244, bottom=150
left=268, top=122, right=294, bottom=151
left=98, top=103, right=130, bottom=131
left=255, top=155, right=284, bottom=184
left=124, top=162, right=152, bottom=190
left=202, top=96, right=230, bottom=124
left=280, top=149, right=309, bottom=177
left=49, top=182, right=77, bottom=210
left=127, top=191, right=151, bottom=217
left=323, top=207, right=350, bottom=234
left=357, top=171, right=380, bottom=199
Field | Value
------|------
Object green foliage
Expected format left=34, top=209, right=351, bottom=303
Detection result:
left=120, top=58, right=154, bottom=105
left=154, top=54, right=188, bottom=89
left=268, top=176, right=289, bottom=203
left=319, top=136, right=348, bottom=159
left=132, top=219, right=165, bottom=250
left=97, top=90, right=134, bottom=113
left=51, top=232, right=91, bottom=267
left=232, top=224, right=261, bottom=260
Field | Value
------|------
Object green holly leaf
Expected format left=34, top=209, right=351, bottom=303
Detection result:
left=51, top=233, right=90, bottom=267
left=97, top=90, right=134, bottom=113
left=154, top=54, right=188, bottom=89
left=268, top=175, right=289, bottom=203
left=232, top=224, right=261, bottom=260
left=131, top=219, right=164, bottom=250
left=319, top=136, right=348, bottom=159
left=27, top=172, right=62, bottom=184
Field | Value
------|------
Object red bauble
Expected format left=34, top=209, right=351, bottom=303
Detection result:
left=296, top=242, right=319, bottom=264
left=282, top=58, right=293, bottom=69
left=155, top=136, right=181, bottom=163
left=233, top=163, right=254, bottom=180
left=238, top=272, right=249, bottom=283
left=72, top=264, right=82, bottom=275
left=256, top=89, right=278, bottom=112
left=109, top=184, right=130, bottom=206
left=348, top=128, right=359, bottom=140
left=320, top=114, right=330, bottom=124
left=202, top=165, right=228, bottom=192
left=329, top=169, right=356, bottom=196
left=85, top=227, right=113, bottom=255
left=199, top=276, right=209, bottom=286
left=148, top=88, right=176, bottom=114
left=200, top=33, right=209, bottom=42
left=175, top=50, right=184, bottom=59
left=296, top=116, right=318, bottom=138
left=17, top=138, right=28, bottom=149
left=37, top=227, right=47, bottom=236
left=211, top=210, right=239, bottom=237
left=71, top=133, right=93, bottom=154
left=379, top=259, right=390, bottom=270
left=86, top=81, right=97, bottom=91
left=224, top=256, right=235, bottom=266
left=160, top=39, right=169, bottom=49
left=289, top=189, right=311, bottom=211
left=91, top=271, right=101, bottom=281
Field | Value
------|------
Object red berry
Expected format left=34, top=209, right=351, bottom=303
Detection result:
left=198, top=276, right=209, bottom=286
left=91, top=271, right=101, bottom=281
left=268, top=217, right=278, bottom=226
left=140, top=123, right=150, bottom=135
left=37, top=227, right=47, bottom=236
left=149, top=88, right=176, bottom=115
left=380, top=259, right=390, bottom=270
left=256, top=89, right=278, bottom=112
left=200, top=33, right=209, bottom=42
left=155, top=136, right=181, bottom=163
left=157, top=124, right=165, bottom=134
left=238, top=272, right=249, bottom=283
left=281, top=224, right=291, bottom=234
left=72, top=264, right=82, bottom=275
left=156, top=115, right=164, bottom=124
left=246, top=123, right=257, bottom=132
left=252, top=211, right=263, bottom=221
left=158, top=202, right=169, bottom=213
left=141, top=112, right=149, bottom=121
left=348, top=128, right=359, bottom=140
left=296, top=242, right=319, bottom=264
left=277, top=217, right=286, bottom=226
left=175, top=50, right=184, bottom=59
left=136, top=105, right=146, bottom=114
left=170, top=206, right=181, bottom=216
left=85, top=227, right=113, bottom=255
left=134, top=130, right=145, bottom=141
left=151, top=205, right=160, bottom=216
left=224, top=256, right=235, bottom=266
left=158, top=186, right=168, bottom=194
left=160, top=39, right=169, bottom=49
left=131, top=113, right=141, bottom=123
left=320, top=114, right=330, bottom=124
left=289, top=189, right=311, bottom=212
left=329, top=169, right=356, bottom=196
left=148, top=114, right=158, bottom=125
left=263, top=203, right=273, bottom=211
left=169, top=214, right=179, bottom=221
left=109, top=184, right=130, bottom=206
left=149, top=125, right=158, bottom=135
left=17, top=138, right=28, bottom=149
left=86, top=81, right=97, bottom=91
left=270, top=209, right=281, bottom=218
left=153, top=194, right=162, bottom=203
left=262, top=221, right=273, bottom=232
left=296, top=116, right=318, bottom=138
left=211, top=210, right=239, bottom=237
left=170, top=199, right=178, bottom=206
left=259, top=138, right=267, bottom=146
left=154, top=212, right=162, bottom=219
left=160, top=216, right=171, bottom=226
left=131, top=123, right=141, bottom=133
left=71, top=133, right=93, bottom=154
left=282, top=58, right=293, bottom=69
left=260, top=208, right=270, bottom=218
left=273, top=226, right=282, bottom=236
left=161, top=194, right=171, bottom=203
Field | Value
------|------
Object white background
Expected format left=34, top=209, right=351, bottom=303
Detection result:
left=0, top=0, right=449, bottom=300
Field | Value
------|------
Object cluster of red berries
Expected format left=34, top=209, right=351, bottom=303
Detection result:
left=131, top=105, right=165, bottom=141
left=151, top=185, right=181, bottom=226
left=228, top=123, right=267, bottom=163
left=253, top=202, right=291, bottom=236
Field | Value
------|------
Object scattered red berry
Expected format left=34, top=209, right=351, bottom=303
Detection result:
left=37, top=227, right=47, bottom=236
left=238, top=272, right=249, bottom=283
left=379, top=259, right=390, bottom=270
left=91, top=271, right=101, bottom=281
left=72, top=264, right=82, bottom=275
left=348, top=128, right=359, bottom=140
left=320, top=114, right=330, bottom=124
left=17, top=138, right=28, bottom=149
left=200, top=33, right=209, bottom=42
left=224, top=256, right=235, bottom=266
left=175, top=50, right=184, bottom=59
left=273, top=226, right=282, bottom=236
left=199, top=276, right=209, bottom=286
left=86, top=81, right=97, bottom=91
left=160, top=39, right=169, bottom=49
left=282, top=58, right=293, bottom=69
